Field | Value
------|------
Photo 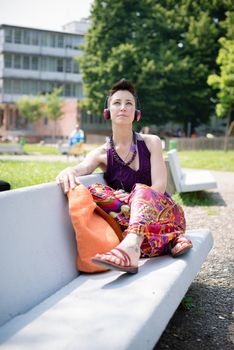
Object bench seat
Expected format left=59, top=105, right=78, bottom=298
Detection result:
left=0, top=144, right=23, bottom=154
left=0, top=174, right=213, bottom=349
left=0, top=229, right=213, bottom=350
left=181, top=169, right=217, bottom=192
left=168, top=149, right=217, bottom=193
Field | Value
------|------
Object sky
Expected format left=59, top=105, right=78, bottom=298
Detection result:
left=0, top=0, right=93, bottom=31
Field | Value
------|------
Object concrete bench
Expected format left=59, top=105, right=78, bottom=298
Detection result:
left=168, top=149, right=217, bottom=193
left=0, top=174, right=213, bottom=349
left=58, top=143, right=70, bottom=154
left=0, top=144, right=24, bottom=154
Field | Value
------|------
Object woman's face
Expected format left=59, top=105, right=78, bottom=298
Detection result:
left=109, top=90, right=135, bottom=124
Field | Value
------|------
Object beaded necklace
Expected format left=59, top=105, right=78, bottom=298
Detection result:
left=109, top=132, right=137, bottom=167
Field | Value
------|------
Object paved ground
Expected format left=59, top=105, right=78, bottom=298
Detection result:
left=155, top=171, right=234, bottom=350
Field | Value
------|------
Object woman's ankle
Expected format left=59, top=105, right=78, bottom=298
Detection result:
left=118, top=233, right=143, bottom=264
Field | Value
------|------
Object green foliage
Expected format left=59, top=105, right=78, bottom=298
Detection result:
left=79, top=0, right=233, bottom=129
left=45, top=87, right=64, bottom=121
left=181, top=295, right=194, bottom=310
left=208, top=11, right=234, bottom=119
left=16, top=87, right=64, bottom=127
left=16, top=96, right=44, bottom=122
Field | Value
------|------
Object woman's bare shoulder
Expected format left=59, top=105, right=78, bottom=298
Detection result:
left=86, top=142, right=107, bottom=165
left=141, top=134, right=162, bottom=149
left=94, top=142, right=108, bottom=155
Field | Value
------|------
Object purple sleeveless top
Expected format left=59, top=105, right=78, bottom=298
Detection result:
left=104, top=133, right=152, bottom=193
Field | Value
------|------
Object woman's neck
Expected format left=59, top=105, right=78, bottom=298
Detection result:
left=112, top=127, right=133, bottom=147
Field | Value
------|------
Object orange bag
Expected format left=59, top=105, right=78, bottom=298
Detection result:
left=67, top=184, right=123, bottom=273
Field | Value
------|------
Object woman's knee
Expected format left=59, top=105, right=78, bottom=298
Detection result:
left=88, top=183, right=114, bottom=199
left=130, top=183, right=160, bottom=202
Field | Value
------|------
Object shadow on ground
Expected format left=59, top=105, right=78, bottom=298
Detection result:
left=154, top=282, right=233, bottom=350
left=180, top=191, right=226, bottom=207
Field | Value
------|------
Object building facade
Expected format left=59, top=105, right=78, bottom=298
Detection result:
left=0, top=22, right=108, bottom=142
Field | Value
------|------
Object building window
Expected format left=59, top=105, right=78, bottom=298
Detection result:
left=4, top=79, right=11, bottom=93
left=49, top=34, right=56, bottom=47
left=73, top=60, right=79, bottom=73
left=21, top=80, right=29, bottom=94
left=31, top=57, right=39, bottom=70
left=65, top=59, right=72, bottom=73
left=41, top=33, right=48, bottom=46
left=23, top=30, right=30, bottom=45
left=31, top=31, right=39, bottom=45
left=65, top=84, right=71, bottom=96
left=14, top=55, right=21, bottom=69
left=4, top=54, right=12, bottom=68
left=57, top=58, right=63, bottom=72
left=5, top=28, right=13, bottom=43
left=14, top=29, right=22, bottom=44
left=23, top=56, right=30, bottom=70
left=77, top=84, right=83, bottom=98
left=65, top=35, right=72, bottom=49
left=57, top=35, right=64, bottom=48
left=14, top=80, right=21, bottom=94
left=29, top=80, right=38, bottom=94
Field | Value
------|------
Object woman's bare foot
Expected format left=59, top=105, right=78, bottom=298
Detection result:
left=92, top=234, right=143, bottom=273
left=171, top=235, right=193, bottom=257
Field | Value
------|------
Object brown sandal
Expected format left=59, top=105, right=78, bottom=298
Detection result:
left=92, top=248, right=138, bottom=274
left=171, top=236, right=193, bottom=257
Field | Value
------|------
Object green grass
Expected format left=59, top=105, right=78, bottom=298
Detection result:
left=1, top=149, right=233, bottom=207
left=172, top=191, right=217, bottom=207
left=0, top=160, right=77, bottom=189
left=24, top=143, right=60, bottom=155
left=178, top=150, right=234, bottom=172
left=0, top=142, right=60, bottom=155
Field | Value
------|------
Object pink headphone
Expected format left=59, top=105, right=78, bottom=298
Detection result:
left=103, top=96, right=141, bottom=122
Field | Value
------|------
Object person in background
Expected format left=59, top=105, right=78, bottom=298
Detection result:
left=69, top=123, right=85, bottom=158
left=56, top=79, right=192, bottom=274
left=141, top=126, right=150, bottom=134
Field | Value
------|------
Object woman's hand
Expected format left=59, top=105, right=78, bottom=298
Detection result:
left=56, top=167, right=80, bottom=194
left=114, top=189, right=130, bottom=203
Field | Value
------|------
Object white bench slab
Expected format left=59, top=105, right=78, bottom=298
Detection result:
left=58, top=143, right=84, bottom=157
left=168, top=149, right=217, bottom=193
left=0, top=175, right=213, bottom=349
left=58, top=143, right=70, bottom=154
left=0, top=144, right=24, bottom=154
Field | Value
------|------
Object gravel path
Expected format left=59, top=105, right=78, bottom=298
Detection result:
left=155, top=171, right=234, bottom=350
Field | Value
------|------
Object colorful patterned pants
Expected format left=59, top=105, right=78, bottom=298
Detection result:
left=88, top=183, right=186, bottom=258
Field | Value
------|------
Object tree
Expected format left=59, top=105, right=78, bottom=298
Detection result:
left=207, top=11, right=234, bottom=150
left=16, top=96, right=44, bottom=123
left=79, top=0, right=233, bottom=133
left=44, top=87, right=64, bottom=139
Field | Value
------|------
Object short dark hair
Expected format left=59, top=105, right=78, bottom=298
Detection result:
left=108, top=79, right=137, bottom=99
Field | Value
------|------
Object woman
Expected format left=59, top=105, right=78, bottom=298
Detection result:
left=56, top=79, right=192, bottom=274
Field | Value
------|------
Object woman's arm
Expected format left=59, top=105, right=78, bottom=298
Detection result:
left=56, top=144, right=107, bottom=193
left=143, top=135, right=167, bottom=194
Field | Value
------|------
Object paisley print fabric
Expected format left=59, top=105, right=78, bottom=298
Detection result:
left=88, top=183, right=186, bottom=257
